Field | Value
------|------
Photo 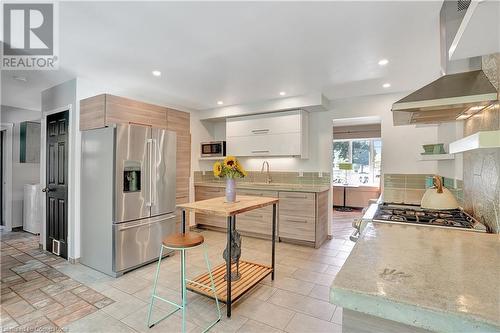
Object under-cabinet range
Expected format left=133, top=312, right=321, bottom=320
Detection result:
left=81, top=124, right=177, bottom=276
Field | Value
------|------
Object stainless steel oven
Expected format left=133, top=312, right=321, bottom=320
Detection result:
left=201, top=141, right=226, bottom=157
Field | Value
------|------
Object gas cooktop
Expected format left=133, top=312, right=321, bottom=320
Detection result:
left=373, top=203, right=487, bottom=232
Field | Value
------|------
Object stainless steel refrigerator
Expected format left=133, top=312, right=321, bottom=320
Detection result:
left=80, top=124, right=177, bottom=277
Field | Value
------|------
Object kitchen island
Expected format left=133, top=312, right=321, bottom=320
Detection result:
left=178, top=195, right=278, bottom=318
left=194, top=182, right=330, bottom=247
left=330, top=223, right=500, bottom=333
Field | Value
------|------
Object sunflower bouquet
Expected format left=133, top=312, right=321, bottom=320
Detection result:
left=213, top=156, right=247, bottom=179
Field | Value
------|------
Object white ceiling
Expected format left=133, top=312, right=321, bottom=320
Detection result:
left=1, top=1, right=444, bottom=111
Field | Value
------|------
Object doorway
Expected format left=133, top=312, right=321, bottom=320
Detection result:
left=44, top=111, right=69, bottom=259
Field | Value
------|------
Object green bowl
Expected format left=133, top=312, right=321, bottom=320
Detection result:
left=422, top=144, right=445, bottom=154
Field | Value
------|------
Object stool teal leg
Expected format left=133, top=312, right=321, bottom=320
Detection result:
left=181, top=249, right=187, bottom=333
left=147, top=245, right=164, bottom=328
left=203, top=244, right=221, bottom=331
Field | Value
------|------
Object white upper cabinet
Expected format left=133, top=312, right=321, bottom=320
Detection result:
left=226, top=110, right=308, bottom=158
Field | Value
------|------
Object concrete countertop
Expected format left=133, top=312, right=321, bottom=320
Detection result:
left=330, top=223, right=500, bottom=333
left=194, top=182, right=330, bottom=193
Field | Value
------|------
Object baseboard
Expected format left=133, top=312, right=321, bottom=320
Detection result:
left=69, top=257, right=80, bottom=264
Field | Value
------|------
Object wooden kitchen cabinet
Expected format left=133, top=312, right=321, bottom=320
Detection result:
left=80, top=94, right=168, bottom=130
left=194, top=186, right=278, bottom=239
left=226, top=110, right=309, bottom=158
left=194, top=185, right=329, bottom=247
left=333, top=185, right=380, bottom=208
left=278, top=191, right=328, bottom=247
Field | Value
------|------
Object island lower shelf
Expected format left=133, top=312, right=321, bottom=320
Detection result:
left=186, top=260, right=272, bottom=303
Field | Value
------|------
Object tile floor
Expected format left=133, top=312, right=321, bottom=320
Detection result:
left=1, top=210, right=361, bottom=333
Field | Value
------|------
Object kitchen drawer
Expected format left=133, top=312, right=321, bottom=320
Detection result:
left=278, top=191, right=315, bottom=218
left=279, top=214, right=315, bottom=242
left=226, top=111, right=303, bottom=138
left=237, top=210, right=273, bottom=236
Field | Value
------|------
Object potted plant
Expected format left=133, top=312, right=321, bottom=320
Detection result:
left=213, top=156, right=247, bottom=202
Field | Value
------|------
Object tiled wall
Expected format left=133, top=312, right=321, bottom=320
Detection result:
left=463, top=102, right=500, bottom=233
left=383, top=174, right=464, bottom=206
left=194, top=170, right=331, bottom=186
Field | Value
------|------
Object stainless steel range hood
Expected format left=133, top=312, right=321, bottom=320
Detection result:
left=392, top=70, right=498, bottom=125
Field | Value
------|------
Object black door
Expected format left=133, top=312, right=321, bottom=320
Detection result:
left=45, top=111, right=69, bottom=259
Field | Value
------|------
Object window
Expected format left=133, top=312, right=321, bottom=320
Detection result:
left=332, top=138, right=382, bottom=186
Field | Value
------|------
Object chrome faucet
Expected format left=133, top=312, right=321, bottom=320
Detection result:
left=261, top=161, right=272, bottom=184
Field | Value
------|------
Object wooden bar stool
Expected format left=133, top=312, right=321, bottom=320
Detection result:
left=147, top=232, right=221, bottom=332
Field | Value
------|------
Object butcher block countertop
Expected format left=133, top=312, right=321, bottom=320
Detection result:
left=330, top=223, right=500, bottom=333
left=194, top=182, right=330, bottom=193
left=177, top=195, right=278, bottom=217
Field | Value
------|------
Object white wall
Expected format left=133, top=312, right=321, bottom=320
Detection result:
left=1, top=105, right=41, bottom=228
left=437, top=121, right=464, bottom=180
left=196, top=92, right=440, bottom=176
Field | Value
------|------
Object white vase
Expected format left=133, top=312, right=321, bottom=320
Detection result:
left=225, top=178, right=236, bottom=202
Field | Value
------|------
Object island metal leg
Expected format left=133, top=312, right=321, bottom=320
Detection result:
left=226, top=216, right=233, bottom=317
left=272, top=203, right=276, bottom=280
left=181, top=210, right=186, bottom=234
left=181, top=209, right=186, bottom=302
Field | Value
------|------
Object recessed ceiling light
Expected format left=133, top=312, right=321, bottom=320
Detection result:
left=382, top=83, right=391, bottom=88
left=152, top=70, right=161, bottom=77
left=217, top=101, right=224, bottom=105
left=279, top=91, right=286, bottom=96
left=378, top=59, right=389, bottom=66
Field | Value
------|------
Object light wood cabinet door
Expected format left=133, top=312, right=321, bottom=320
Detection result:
left=105, top=95, right=168, bottom=128
left=236, top=189, right=277, bottom=237
left=278, top=192, right=315, bottom=218
left=345, top=187, right=380, bottom=208
left=278, top=191, right=316, bottom=242
left=279, top=215, right=315, bottom=242
left=79, top=94, right=169, bottom=130
left=194, top=186, right=226, bottom=228
left=80, top=94, right=106, bottom=130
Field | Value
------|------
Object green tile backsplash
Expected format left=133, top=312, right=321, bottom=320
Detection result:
left=194, top=170, right=331, bottom=186
left=383, top=173, right=464, bottom=206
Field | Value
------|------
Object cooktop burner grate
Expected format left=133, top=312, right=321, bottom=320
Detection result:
left=374, top=203, right=477, bottom=229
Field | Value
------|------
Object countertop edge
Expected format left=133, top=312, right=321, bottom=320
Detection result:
left=330, top=283, right=500, bottom=333
left=194, top=182, right=330, bottom=193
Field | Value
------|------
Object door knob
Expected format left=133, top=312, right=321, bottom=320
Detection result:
left=42, top=187, right=51, bottom=192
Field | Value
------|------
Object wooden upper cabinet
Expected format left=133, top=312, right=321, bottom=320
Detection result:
left=167, top=108, right=190, bottom=134
left=80, top=94, right=106, bottom=130
left=80, top=94, right=169, bottom=130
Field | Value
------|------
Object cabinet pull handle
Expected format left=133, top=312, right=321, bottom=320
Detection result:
left=251, top=150, right=270, bottom=154
left=251, top=129, right=269, bottom=134
left=285, top=218, right=308, bottom=224
left=284, top=194, right=307, bottom=199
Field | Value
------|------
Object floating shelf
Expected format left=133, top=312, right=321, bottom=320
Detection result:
left=449, top=130, right=500, bottom=154
left=418, top=154, right=455, bottom=161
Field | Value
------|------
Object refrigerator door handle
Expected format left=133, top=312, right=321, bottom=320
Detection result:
left=146, top=138, right=153, bottom=207
left=152, top=138, right=157, bottom=206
